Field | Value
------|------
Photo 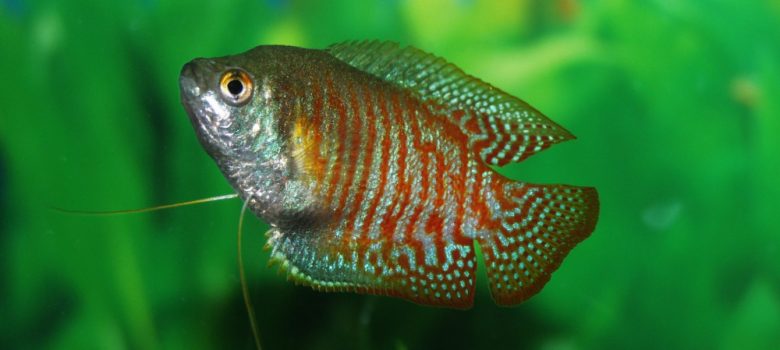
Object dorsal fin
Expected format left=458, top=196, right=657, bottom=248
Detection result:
left=327, top=40, right=576, bottom=165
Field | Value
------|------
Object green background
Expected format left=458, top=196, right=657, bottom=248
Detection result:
left=2, top=0, right=779, bottom=349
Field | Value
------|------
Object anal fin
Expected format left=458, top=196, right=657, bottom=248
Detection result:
left=266, top=222, right=479, bottom=309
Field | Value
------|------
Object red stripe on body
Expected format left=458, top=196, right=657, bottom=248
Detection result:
left=344, top=87, right=376, bottom=241
left=333, top=80, right=361, bottom=222
left=407, top=97, right=424, bottom=149
left=307, top=77, right=326, bottom=189
left=403, top=97, right=431, bottom=268
left=361, top=90, right=392, bottom=249
left=452, top=135, right=470, bottom=243
left=380, top=93, right=410, bottom=243
left=431, top=150, right=446, bottom=261
left=323, top=74, right=347, bottom=211
left=425, top=107, right=474, bottom=243
left=397, top=95, right=430, bottom=246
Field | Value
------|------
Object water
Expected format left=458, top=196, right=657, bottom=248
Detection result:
left=2, top=1, right=779, bottom=349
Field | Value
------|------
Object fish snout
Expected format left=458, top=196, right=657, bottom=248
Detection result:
left=179, top=59, right=218, bottom=138
left=179, top=60, right=206, bottom=99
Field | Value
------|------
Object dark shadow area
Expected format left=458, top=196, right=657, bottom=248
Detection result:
left=0, top=276, right=78, bottom=349
left=124, top=39, right=175, bottom=225
left=207, top=279, right=564, bottom=350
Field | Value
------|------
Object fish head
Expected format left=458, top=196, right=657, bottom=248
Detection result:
left=179, top=46, right=297, bottom=165
left=179, top=46, right=322, bottom=223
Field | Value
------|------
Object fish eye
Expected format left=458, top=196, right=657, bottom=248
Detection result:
left=219, top=69, right=253, bottom=106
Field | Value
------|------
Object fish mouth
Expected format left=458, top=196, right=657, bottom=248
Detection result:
left=179, top=63, right=201, bottom=98
left=179, top=60, right=208, bottom=124
left=179, top=59, right=227, bottom=158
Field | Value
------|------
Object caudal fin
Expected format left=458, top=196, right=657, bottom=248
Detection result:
left=475, top=182, right=599, bottom=306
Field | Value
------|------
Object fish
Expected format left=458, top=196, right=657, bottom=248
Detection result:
left=179, top=40, right=599, bottom=309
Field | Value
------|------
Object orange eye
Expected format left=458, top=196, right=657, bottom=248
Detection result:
left=219, top=69, right=253, bottom=106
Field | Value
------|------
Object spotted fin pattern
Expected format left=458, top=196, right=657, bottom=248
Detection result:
left=327, top=40, right=575, bottom=166
left=474, top=179, right=598, bottom=305
left=266, top=221, right=478, bottom=309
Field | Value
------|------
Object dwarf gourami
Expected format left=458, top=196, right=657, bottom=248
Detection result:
left=179, top=41, right=599, bottom=309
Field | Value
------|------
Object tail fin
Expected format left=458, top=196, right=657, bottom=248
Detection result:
left=475, top=182, right=599, bottom=306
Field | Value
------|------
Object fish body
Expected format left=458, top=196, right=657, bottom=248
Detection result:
left=179, top=41, right=599, bottom=308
